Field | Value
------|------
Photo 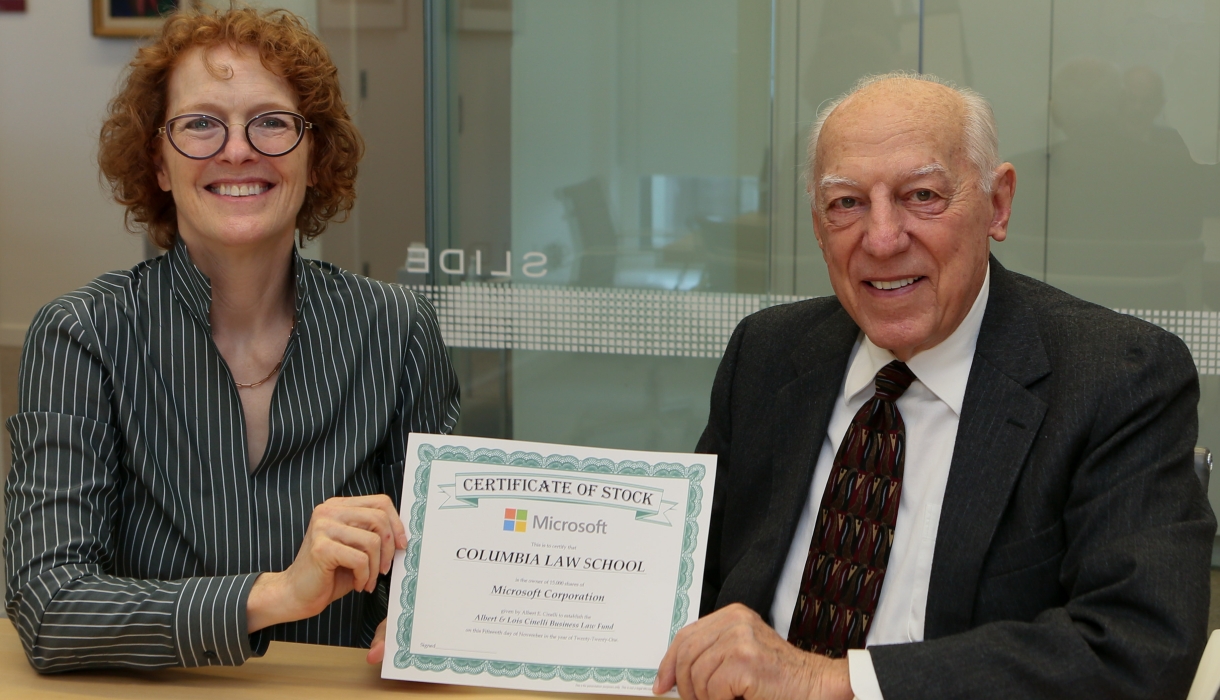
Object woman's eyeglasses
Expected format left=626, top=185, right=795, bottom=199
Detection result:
left=158, top=111, right=312, bottom=159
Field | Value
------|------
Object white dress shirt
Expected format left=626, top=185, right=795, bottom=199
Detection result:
left=769, top=269, right=990, bottom=700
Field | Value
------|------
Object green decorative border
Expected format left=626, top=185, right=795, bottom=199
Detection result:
left=393, top=444, right=707, bottom=686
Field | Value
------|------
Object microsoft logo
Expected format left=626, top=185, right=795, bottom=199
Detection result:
left=503, top=508, right=528, bottom=532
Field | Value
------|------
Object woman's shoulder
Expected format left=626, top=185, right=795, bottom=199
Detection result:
left=29, top=259, right=161, bottom=333
left=19, top=259, right=166, bottom=364
left=298, top=258, right=439, bottom=329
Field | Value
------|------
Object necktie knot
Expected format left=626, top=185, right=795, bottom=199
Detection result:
left=873, top=361, right=916, bottom=401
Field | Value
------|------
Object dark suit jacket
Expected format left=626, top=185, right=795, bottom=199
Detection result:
left=696, top=258, right=1215, bottom=699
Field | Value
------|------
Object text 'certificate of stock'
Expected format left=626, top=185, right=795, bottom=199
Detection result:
left=381, top=434, right=717, bottom=695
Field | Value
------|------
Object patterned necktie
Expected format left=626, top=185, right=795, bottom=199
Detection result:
left=787, top=360, right=917, bottom=658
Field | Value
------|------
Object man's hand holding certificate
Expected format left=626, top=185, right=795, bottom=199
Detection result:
left=382, top=434, right=716, bottom=695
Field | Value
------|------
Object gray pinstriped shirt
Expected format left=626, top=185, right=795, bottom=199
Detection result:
left=4, top=242, right=460, bottom=671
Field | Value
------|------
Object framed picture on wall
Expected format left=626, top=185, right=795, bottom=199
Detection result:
left=91, top=0, right=200, bottom=38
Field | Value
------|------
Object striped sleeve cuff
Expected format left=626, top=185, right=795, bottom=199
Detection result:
left=172, top=573, right=263, bottom=667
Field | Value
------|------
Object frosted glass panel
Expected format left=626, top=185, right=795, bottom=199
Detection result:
left=512, top=352, right=718, bottom=452
left=1045, top=0, right=1220, bottom=310
left=950, top=0, right=1052, bottom=280
left=432, top=0, right=774, bottom=450
left=1044, top=0, right=1220, bottom=512
left=507, top=0, right=772, bottom=295
left=506, top=0, right=771, bottom=450
left=792, top=0, right=921, bottom=297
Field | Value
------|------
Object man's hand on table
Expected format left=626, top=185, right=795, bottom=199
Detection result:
left=247, top=495, right=407, bottom=633
left=653, top=603, right=853, bottom=700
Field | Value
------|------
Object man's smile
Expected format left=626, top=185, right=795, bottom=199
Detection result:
left=866, top=276, right=924, bottom=291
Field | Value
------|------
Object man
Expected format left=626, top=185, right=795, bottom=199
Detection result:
left=654, top=73, right=1214, bottom=699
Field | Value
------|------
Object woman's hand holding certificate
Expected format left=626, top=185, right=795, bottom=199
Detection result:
left=248, top=495, right=407, bottom=633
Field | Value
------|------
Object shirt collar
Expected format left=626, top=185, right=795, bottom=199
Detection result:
left=167, top=239, right=309, bottom=332
left=842, top=265, right=990, bottom=416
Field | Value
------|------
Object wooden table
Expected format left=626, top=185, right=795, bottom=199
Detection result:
left=1, top=623, right=603, bottom=699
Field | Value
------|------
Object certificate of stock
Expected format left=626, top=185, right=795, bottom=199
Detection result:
left=382, top=434, right=717, bottom=695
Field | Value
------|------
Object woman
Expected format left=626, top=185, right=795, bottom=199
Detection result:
left=4, top=7, right=459, bottom=671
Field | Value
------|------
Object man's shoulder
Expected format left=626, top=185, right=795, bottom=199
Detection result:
left=988, top=263, right=1194, bottom=374
left=711, top=295, right=857, bottom=388
left=736, top=295, right=849, bottom=344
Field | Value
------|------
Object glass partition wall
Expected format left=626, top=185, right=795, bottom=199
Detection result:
left=416, top=0, right=775, bottom=451
left=325, top=1, right=1218, bottom=510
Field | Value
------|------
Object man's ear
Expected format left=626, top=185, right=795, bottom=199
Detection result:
left=988, top=163, right=1016, bottom=242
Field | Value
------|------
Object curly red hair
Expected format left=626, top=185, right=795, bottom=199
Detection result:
left=98, top=5, right=363, bottom=249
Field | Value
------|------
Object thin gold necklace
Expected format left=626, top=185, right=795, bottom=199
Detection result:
left=235, top=322, right=294, bottom=390
left=235, top=360, right=283, bottom=390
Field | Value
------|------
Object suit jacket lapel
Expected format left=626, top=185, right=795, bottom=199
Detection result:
left=723, top=303, right=860, bottom=615
left=924, top=259, right=1052, bottom=638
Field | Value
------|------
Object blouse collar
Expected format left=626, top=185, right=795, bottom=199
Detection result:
left=166, top=239, right=308, bottom=332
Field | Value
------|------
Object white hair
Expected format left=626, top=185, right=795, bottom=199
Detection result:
left=805, top=71, right=1001, bottom=197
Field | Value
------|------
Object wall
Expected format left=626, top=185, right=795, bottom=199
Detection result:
left=0, top=5, right=145, bottom=349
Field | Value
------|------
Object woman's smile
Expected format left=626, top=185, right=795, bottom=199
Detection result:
left=207, top=181, right=272, bottom=198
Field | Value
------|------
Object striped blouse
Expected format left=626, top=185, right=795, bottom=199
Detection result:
left=4, top=242, right=460, bottom=671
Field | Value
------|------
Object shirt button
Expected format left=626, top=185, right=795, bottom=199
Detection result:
left=204, top=650, right=218, bottom=660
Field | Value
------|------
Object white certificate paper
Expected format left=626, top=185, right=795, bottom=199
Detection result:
left=382, top=434, right=717, bottom=695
